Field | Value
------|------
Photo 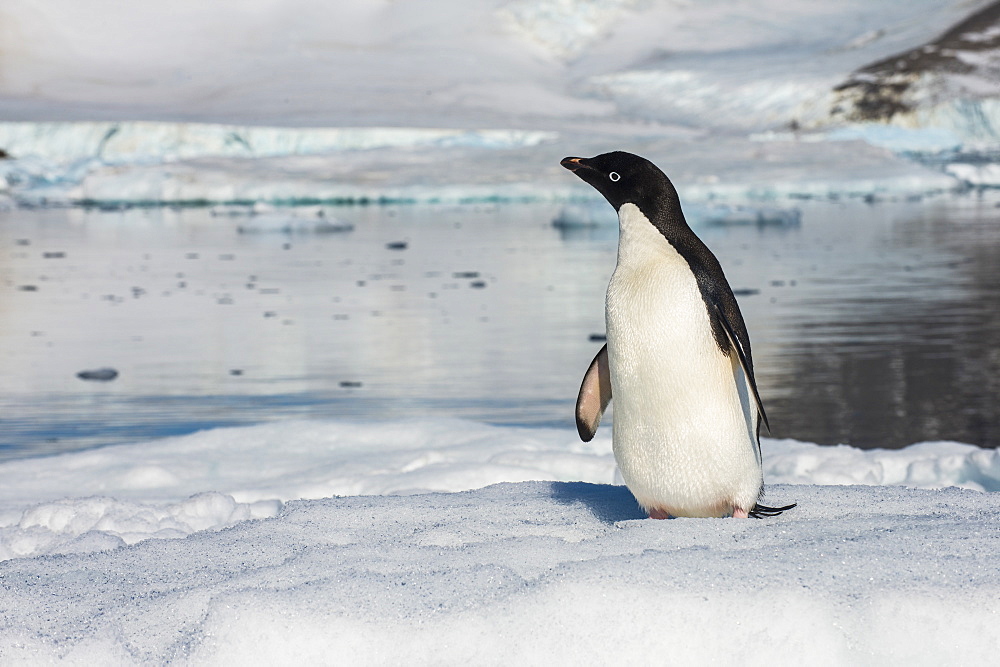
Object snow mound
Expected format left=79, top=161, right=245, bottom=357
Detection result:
left=1, top=493, right=280, bottom=561
left=1, top=419, right=997, bottom=562
left=765, top=438, right=1000, bottom=491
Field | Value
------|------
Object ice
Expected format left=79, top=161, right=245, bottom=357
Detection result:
left=889, top=98, right=1000, bottom=147
left=946, top=161, right=1000, bottom=185
left=0, top=122, right=558, bottom=162
left=231, top=207, right=355, bottom=234
left=551, top=201, right=616, bottom=228
left=0, top=123, right=960, bottom=207
left=819, top=124, right=967, bottom=153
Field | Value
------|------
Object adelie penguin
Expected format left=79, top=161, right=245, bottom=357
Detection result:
left=562, top=151, right=794, bottom=519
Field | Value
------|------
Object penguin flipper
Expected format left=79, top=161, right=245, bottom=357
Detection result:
left=712, top=304, right=770, bottom=433
left=576, top=344, right=612, bottom=442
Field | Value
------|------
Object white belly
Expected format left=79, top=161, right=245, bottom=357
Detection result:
left=607, top=204, right=762, bottom=518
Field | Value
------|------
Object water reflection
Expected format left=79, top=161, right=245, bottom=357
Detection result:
left=752, top=197, right=1000, bottom=448
left=0, top=194, right=998, bottom=458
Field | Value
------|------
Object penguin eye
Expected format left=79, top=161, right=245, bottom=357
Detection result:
left=609, top=172, right=621, bottom=182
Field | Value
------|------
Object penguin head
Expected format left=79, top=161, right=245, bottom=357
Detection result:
left=560, top=151, right=675, bottom=214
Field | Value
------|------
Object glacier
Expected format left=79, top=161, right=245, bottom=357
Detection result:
left=0, top=122, right=558, bottom=162
left=0, top=120, right=962, bottom=207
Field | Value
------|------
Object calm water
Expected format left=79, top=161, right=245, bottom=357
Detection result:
left=1, top=193, right=999, bottom=459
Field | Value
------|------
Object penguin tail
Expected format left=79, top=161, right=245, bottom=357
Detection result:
left=748, top=502, right=797, bottom=518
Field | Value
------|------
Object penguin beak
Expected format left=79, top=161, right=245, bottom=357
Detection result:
left=560, top=157, right=590, bottom=172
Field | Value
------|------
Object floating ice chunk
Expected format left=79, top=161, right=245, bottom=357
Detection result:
left=945, top=162, right=1000, bottom=186
left=552, top=202, right=801, bottom=228
left=236, top=208, right=354, bottom=234
left=693, top=204, right=802, bottom=227
left=210, top=204, right=256, bottom=217
left=551, top=202, right=614, bottom=228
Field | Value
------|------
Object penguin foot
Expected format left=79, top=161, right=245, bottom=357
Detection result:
left=647, top=508, right=673, bottom=520
left=732, top=508, right=749, bottom=519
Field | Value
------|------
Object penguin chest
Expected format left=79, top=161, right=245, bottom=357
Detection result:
left=605, top=204, right=761, bottom=516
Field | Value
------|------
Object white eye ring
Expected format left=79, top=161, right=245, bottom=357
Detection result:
left=609, top=172, right=621, bottom=182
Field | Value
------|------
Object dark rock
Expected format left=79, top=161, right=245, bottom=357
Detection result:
left=832, top=2, right=1000, bottom=123
left=77, top=368, right=119, bottom=382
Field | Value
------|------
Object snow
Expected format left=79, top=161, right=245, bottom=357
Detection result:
left=0, top=419, right=999, bottom=662
left=2, top=419, right=999, bottom=564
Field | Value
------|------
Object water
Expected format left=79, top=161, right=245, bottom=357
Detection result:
left=1, top=194, right=998, bottom=459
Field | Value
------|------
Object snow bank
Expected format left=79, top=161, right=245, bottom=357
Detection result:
left=2, top=419, right=998, bottom=562
left=765, top=438, right=1000, bottom=491
left=1, top=480, right=998, bottom=664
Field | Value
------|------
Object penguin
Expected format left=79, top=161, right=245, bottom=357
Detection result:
left=561, top=151, right=794, bottom=519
